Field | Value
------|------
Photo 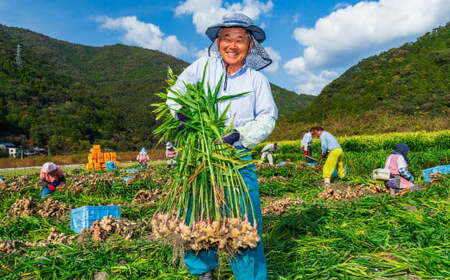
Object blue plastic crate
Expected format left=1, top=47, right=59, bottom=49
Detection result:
left=105, top=161, right=118, bottom=171
left=70, top=206, right=120, bottom=233
left=421, top=165, right=450, bottom=183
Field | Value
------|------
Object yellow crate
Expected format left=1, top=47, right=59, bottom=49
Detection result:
left=104, top=153, right=111, bottom=161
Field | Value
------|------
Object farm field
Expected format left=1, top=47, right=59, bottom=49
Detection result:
left=0, top=131, right=449, bottom=279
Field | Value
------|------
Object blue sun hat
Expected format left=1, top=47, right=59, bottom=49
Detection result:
left=206, top=13, right=266, bottom=42
left=205, top=13, right=272, bottom=71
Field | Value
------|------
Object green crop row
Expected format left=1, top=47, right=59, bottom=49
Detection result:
left=257, top=130, right=450, bottom=153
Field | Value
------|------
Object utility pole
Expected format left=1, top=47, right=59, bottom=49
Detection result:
left=16, top=44, right=23, bottom=66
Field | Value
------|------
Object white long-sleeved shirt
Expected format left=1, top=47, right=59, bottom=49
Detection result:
left=167, top=56, right=278, bottom=149
left=261, top=143, right=277, bottom=153
left=301, top=132, right=312, bottom=149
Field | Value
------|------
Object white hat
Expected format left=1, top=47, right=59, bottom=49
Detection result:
left=42, top=162, right=57, bottom=173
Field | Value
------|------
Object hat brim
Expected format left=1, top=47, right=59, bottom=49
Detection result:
left=206, top=23, right=266, bottom=43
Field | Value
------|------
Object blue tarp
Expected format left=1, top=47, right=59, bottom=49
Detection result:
left=421, top=165, right=450, bottom=183
left=122, top=176, right=135, bottom=183
left=126, top=168, right=140, bottom=173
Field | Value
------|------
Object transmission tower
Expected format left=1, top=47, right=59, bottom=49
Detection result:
left=16, top=44, right=23, bottom=66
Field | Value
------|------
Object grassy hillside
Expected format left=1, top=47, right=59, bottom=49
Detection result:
left=274, top=22, right=450, bottom=140
left=0, top=24, right=306, bottom=152
left=302, top=22, right=449, bottom=120
left=271, top=84, right=315, bottom=116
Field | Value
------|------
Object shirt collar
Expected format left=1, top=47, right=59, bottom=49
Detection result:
left=228, top=65, right=248, bottom=78
left=221, top=59, right=248, bottom=78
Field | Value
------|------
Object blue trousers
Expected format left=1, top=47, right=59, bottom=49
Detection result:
left=184, top=160, right=268, bottom=280
left=40, top=181, right=60, bottom=198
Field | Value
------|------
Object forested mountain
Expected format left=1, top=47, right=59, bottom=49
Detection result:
left=0, top=24, right=309, bottom=153
left=289, top=22, right=450, bottom=123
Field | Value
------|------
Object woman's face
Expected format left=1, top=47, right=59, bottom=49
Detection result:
left=218, top=27, right=252, bottom=69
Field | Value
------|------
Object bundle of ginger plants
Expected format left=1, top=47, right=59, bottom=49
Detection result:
left=151, top=65, right=259, bottom=257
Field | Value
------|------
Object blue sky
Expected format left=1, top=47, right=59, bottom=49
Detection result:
left=1, top=0, right=449, bottom=95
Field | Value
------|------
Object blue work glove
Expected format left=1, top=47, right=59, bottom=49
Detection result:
left=176, top=113, right=189, bottom=130
left=409, top=175, right=414, bottom=182
left=222, top=131, right=240, bottom=145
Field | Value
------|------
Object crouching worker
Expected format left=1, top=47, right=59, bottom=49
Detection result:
left=39, top=162, right=65, bottom=198
left=260, top=143, right=278, bottom=165
left=166, top=142, right=178, bottom=169
left=136, top=148, right=150, bottom=168
left=312, top=127, right=345, bottom=186
left=384, top=143, right=418, bottom=194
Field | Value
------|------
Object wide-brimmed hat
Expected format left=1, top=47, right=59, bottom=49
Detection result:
left=205, top=13, right=266, bottom=43
left=42, top=162, right=57, bottom=173
left=206, top=13, right=272, bottom=71
left=166, top=142, right=175, bottom=149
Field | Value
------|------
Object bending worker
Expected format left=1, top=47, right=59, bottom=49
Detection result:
left=300, top=128, right=314, bottom=163
left=312, top=127, right=345, bottom=186
left=136, top=148, right=150, bottom=168
left=260, top=142, right=278, bottom=165
left=384, top=143, right=418, bottom=194
left=167, top=13, right=277, bottom=280
left=39, top=162, right=65, bottom=198
left=165, top=142, right=178, bottom=169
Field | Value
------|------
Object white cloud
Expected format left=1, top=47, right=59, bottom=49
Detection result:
left=175, top=0, right=273, bottom=34
left=284, top=57, right=305, bottom=75
left=333, top=2, right=351, bottom=11
left=263, top=47, right=281, bottom=73
left=284, top=0, right=450, bottom=95
left=195, top=48, right=209, bottom=58
left=295, top=70, right=339, bottom=95
left=95, top=16, right=187, bottom=57
left=285, top=0, right=450, bottom=74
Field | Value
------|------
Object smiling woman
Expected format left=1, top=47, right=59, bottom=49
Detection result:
left=218, top=28, right=253, bottom=74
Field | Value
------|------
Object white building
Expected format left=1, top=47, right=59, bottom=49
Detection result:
left=8, top=147, right=23, bottom=158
